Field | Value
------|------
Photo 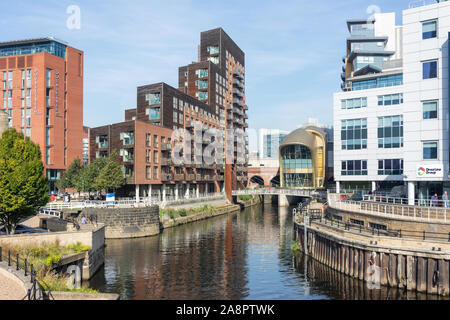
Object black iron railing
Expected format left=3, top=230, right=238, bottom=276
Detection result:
left=0, top=246, right=44, bottom=300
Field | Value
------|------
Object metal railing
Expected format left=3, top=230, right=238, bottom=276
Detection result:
left=44, top=193, right=226, bottom=210
left=38, top=208, right=61, bottom=218
left=0, top=247, right=44, bottom=300
left=233, top=187, right=326, bottom=198
left=362, top=194, right=450, bottom=208
left=307, top=215, right=450, bottom=243
left=328, top=193, right=449, bottom=223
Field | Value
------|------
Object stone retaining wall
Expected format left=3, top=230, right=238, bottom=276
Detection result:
left=295, top=219, right=450, bottom=296
left=161, top=203, right=241, bottom=229
left=62, top=206, right=160, bottom=239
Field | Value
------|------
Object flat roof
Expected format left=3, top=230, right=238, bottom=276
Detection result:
left=0, top=37, right=68, bottom=48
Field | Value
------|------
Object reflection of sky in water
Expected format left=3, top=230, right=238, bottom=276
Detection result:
left=88, top=204, right=445, bottom=300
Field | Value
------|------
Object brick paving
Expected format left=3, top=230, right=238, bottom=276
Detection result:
left=0, top=273, right=27, bottom=300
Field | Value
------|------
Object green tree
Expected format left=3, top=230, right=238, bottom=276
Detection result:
left=0, top=129, right=49, bottom=234
left=94, top=151, right=125, bottom=192
left=80, top=157, right=107, bottom=194
left=56, top=158, right=83, bottom=192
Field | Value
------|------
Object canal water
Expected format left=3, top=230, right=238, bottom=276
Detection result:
left=89, top=204, right=445, bottom=300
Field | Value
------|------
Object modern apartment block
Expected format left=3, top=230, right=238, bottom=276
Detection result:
left=90, top=82, right=225, bottom=199
left=179, top=28, right=248, bottom=199
left=0, top=38, right=83, bottom=192
left=334, top=0, right=450, bottom=204
left=89, top=28, right=246, bottom=200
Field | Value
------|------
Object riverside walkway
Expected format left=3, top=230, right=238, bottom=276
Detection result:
left=0, top=273, right=26, bottom=300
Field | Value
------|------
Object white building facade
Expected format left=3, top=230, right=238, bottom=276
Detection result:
left=334, top=1, right=450, bottom=205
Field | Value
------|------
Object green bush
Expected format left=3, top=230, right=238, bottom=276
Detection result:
left=238, top=195, right=252, bottom=201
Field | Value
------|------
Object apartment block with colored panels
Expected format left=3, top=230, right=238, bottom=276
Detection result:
left=90, top=82, right=225, bottom=200
left=179, top=28, right=248, bottom=198
left=0, top=38, right=83, bottom=192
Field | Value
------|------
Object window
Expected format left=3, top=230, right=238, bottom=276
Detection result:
left=46, top=128, right=50, bottom=145
left=120, top=132, right=134, bottom=146
left=21, top=70, right=25, bottom=87
left=8, top=71, right=12, bottom=89
left=7, top=109, right=12, bottom=127
left=147, top=107, right=160, bottom=120
left=153, top=150, right=158, bottom=163
left=341, top=118, right=367, bottom=150
left=341, top=160, right=368, bottom=176
left=26, top=108, right=31, bottom=126
left=26, top=69, right=31, bottom=87
left=207, top=46, right=219, bottom=55
left=195, top=80, right=208, bottom=89
left=46, top=68, right=51, bottom=87
left=378, top=93, right=403, bottom=106
left=423, top=60, right=437, bottom=79
left=423, top=141, right=438, bottom=159
left=378, top=159, right=403, bottom=175
left=46, top=108, right=50, bottom=126
left=352, top=74, right=402, bottom=90
left=350, top=219, right=364, bottom=226
left=173, top=111, right=178, bottom=123
left=422, top=20, right=437, bottom=39
left=145, top=92, right=161, bottom=105
left=195, top=69, right=208, bottom=78
left=146, top=166, right=151, bottom=180
left=369, top=223, right=387, bottom=231
left=7, top=90, right=12, bottom=107
left=26, top=88, right=31, bottom=106
left=195, top=92, right=208, bottom=101
left=146, top=133, right=151, bottom=147
left=153, top=135, right=158, bottom=148
left=46, top=147, right=50, bottom=165
left=341, top=97, right=367, bottom=110
left=25, top=127, right=31, bottom=137
left=207, top=56, right=219, bottom=65
left=21, top=108, right=25, bottom=127
left=378, top=115, right=403, bottom=148
left=423, top=101, right=438, bottom=119
left=153, top=167, right=158, bottom=180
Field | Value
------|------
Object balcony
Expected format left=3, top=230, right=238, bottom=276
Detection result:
left=98, top=141, right=108, bottom=149
left=186, top=174, right=195, bottom=181
left=161, top=157, right=172, bottom=166
left=161, top=174, right=173, bottom=181
left=161, top=143, right=172, bottom=151
left=174, top=174, right=185, bottom=181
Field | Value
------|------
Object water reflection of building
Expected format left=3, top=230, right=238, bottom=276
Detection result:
left=91, top=213, right=249, bottom=300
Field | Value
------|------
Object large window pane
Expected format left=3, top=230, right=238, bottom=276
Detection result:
left=422, top=20, right=437, bottom=39
left=423, top=60, right=437, bottom=79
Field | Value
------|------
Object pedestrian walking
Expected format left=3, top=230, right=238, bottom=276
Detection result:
left=443, top=191, right=448, bottom=208
left=431, top=194, right=438, bottom=207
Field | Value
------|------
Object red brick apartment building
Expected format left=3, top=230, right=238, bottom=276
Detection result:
left=0, top=38, right=83, bottom=192
left=90, top=28, right=248, bottom=200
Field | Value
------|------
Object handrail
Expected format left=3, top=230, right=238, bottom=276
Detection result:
left=299, top=214, right=450, bottom=243
left=327, top=193, right=449, bottom=223
left=43, top=193, right=226, bottom=210
left=0, top=246, right=44, bottom=300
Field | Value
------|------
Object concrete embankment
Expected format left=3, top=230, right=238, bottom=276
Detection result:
left=295, top=211, right=450, bottom=296
left=56, top=195, right=261, bottom=239
left=161, top=202, right=241, bottom=229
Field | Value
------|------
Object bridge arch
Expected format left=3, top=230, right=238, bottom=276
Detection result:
left=249, top=175, right=265, bottom=186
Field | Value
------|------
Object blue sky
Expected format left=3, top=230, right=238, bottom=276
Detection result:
left=1, top=0, right=408, bottom=133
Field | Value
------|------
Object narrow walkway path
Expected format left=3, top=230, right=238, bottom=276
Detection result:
left=0, top=273, right=26, bottom=300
